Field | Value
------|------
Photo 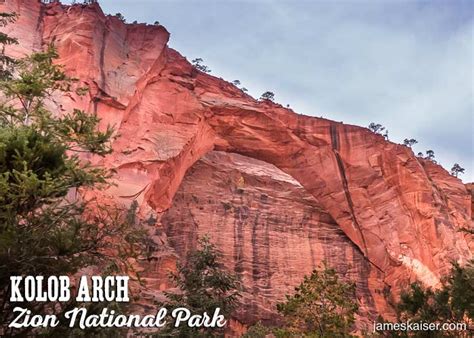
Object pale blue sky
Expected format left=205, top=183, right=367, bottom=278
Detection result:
left=90, top=0, right=473, bottom=181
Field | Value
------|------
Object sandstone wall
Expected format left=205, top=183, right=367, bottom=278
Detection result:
left=1, top=0, right=472, bottom=329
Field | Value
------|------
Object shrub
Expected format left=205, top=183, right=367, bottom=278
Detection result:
left=115, top=12, right=126, bottom=23
left=276, top=263, right=358, bottom=336
left=450, top=163, right=465, bottom=177
left=160, top=236, right=240, bottom=336
left=260, top=91, right=275, bottom=102
left=191, top=57, right=211, bottom=73
left=403, top=138, right=418, bottom=148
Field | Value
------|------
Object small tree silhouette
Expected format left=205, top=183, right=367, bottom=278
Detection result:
left=154, top=21, right=160, bottom=25
left=450, top=163, right=465, bottom=177
left=191, top=58, right=211, bottom=73
left=115, top=13, right=126, bottom=23
left=260, top=91, right=275, bottom=102
left=425, top=150, right=436, bottom=162
left=241, top=87, right=248, bottom=93
left=403, top=138, right=418, bottom=148
left=232, top=80, right=241, bottom=86
left=368, top=123, right=385, bottom=135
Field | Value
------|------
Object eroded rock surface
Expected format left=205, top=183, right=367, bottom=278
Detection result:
left=161, top=151, right=386, bottom=327
left=2, top=0, right=472, bottom=331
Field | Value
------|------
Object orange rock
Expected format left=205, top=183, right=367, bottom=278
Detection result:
left=2, top=0, right=472, bottom=331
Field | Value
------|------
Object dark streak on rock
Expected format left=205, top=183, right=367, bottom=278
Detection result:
left=94, top=22, right=108, bottom=114
left=330, top=124, right=369, bottom=257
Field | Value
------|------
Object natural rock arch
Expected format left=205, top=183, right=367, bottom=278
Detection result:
left=135, top=82, right=471, bottom=296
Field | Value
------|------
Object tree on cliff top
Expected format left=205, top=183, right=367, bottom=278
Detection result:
left=160, top=236, right=241, bottom=337
left=403, top=138, right=418, bottom=148
left=114, top=12, right=126, bottom=23
left=450, top=163, right=465, bottom=178
left=0, top=14, right=146, bottom=336
left=425, top=149, right=436, bottom=163
left=276, top=263, right=358, bottom=337
left=260, top=91, right=275, bottom=102
left=191, top=57, right=212, bottom=73
left=368, top=122, right=385, bottom=135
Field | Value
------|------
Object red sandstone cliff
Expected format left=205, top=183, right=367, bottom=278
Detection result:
left=2, top=0, right=472, bottom=332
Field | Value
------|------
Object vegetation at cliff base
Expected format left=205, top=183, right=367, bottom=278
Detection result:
left=244, top=263, right=358, bottom=337
left=160, top=236, right=241, bottom=337
left=0, top=13, right=146, bottom=336
left=0, top=13, right=17, bottom=79
left=276, top=264, right=358, bottom=337
left=377, top=260, right=474, bottom=337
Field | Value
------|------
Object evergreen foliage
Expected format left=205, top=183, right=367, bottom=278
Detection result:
left=403, top=138, right=418, bottom=148
left=392, top=260, right=474, bottom=337
left=0, top=14, right=146, bottom=336
left=160, top=236, right=241, bottom=337
left=259, top=91, right=275, bottom=102
left=425, top=150, right=436, bottom=162
left=450, top=163, right=465, bottom=177
left=191, top=58, right=212, bottom=73
left=275, top=263, right=358, bottom=337
left=368, top=122, right=386, bottom=135
left=0, top=13, right=18, bottom=80
left=115, top=13, right=126, bottom=23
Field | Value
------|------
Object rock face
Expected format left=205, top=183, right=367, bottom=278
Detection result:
left=2, top=0, right=473, bottom=332
left=467, top=183, right=474, bottom=217
left=160, top=151, right=386, bottom=326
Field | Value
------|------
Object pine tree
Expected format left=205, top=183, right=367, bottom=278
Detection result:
left=425, top=150, right=436, bottom=162
left=115, top=12, right=125, bottom=23
left=0, top=15, right=146, bottom=336
left=242, top=321, right=271, bottom=337
left=395, top=260, right=474, bottom=337
left=403, top=138, right=418, bottom=148
left=450, top=163, right=465, bottom=177
left=160, top=236, right=241, bottom=337
left=259, top=91, right=275, bottom=102
left=368, top=122, right=386, bottom=135
left=191, top=58, right=212, bottom=73
left=0, top=13, right=17, bottom=80
left=276, top=263, right=358, bottom=337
